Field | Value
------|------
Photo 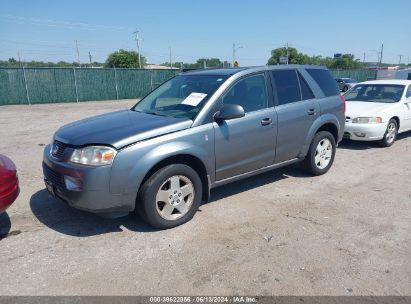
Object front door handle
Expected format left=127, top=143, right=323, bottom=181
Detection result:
left=307, top=109, right=316, bottom=115
left=261, top=118, right=272, bottom=126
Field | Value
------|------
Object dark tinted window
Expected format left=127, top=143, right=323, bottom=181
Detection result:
left=407, top=85, right=411, bottom=98
left=222, top=74, right=267, bottom=112
left=271, top=70, right=301, bottom=105
left=298, top=73, right=314, bottom=100
left=306, top=69, right=340, bottom=97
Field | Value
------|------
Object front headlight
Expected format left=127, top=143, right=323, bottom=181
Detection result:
left=352, top=117, right=382, bottom=124
left=70, top=146, right=117, bottom=166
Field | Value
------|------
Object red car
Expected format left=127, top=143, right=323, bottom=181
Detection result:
left=0, top=154, right=19, bottom=213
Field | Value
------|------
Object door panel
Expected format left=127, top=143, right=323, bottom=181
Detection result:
left=214, top=108, right=277, bottom=181
left=270, top=69, right=320, bottom=163
left=402, top=86, right=411, bottom=131
left=213, top=73, right=276, bottom=181
left=275, top=100, right=320, bottom=163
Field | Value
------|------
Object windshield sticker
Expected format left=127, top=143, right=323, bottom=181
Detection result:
left=181, top=92, right=208, bottom=106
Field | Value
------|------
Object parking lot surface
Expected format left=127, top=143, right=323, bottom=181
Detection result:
left=0, top=100, right=410, bottom=295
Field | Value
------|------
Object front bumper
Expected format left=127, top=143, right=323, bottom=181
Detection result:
left=42, top=145, right=133, bottom=215
left=344, top=122, right=387, bottom=141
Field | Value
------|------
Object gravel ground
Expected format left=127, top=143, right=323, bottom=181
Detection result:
left=0, top=100, right=410, bottom=296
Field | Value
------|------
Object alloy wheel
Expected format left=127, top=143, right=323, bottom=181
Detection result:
left=155, top=175, right=194, bottom=220
left=314, top=138, right=333, bottom=169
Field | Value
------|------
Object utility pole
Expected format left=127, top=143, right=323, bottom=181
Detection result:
left=133, top=29, right=142, bottom=68
left=88, top=51, right=92, bottom=67
left=169, top=46, right=172, bottom=69
left=232, top=43, right=243, bottom=66
left=398, top=54, right=403, bottom=65
left=18, top=51, right=22, bottom=67
left=232, top=43, right=236, bottom=66
left=286, top=42, right=289, bottom=65
left=378, top=43, right=383, bottom=67
left=75, top=40, right=80, bottom=66
left=363, top=52, right=366, bottom=65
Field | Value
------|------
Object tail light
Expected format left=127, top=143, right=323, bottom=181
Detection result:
left=340, top=95, right=346, bottom=113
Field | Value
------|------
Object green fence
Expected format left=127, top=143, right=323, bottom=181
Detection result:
left=0, top=67, right=377, bottom=106
left=0, top=67, right=179, bottom=105
left=329, top=69, right=377, bottom=82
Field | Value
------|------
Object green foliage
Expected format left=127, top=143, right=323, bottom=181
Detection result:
left=0, top=57, right=104, bottom=68
left=163, top=58, right=230, bottom=69
left=267, top=47, right=363, bottom=69
left=105, top=49, right=146, bottom=68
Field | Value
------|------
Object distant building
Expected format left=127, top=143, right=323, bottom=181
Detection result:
left=377, top=68, right=411, bottom=80
left=145, top=64, right=179, bottom=70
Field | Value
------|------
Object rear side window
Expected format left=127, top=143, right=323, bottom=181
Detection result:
left=271, top=70, right=301, bottom=105
left=298, top=73, right=314, bottom=100
left=306, top=69, right=340, bottom=97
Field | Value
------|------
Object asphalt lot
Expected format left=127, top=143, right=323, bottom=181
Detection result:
left=0, top=100, right=410, bottom=296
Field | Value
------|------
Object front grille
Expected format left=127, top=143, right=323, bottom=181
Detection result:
left=43, top=163, right=65, bottom=188
left=51, top=140, right=67, bottom=159
left=345, top=116, right=351, bottom=123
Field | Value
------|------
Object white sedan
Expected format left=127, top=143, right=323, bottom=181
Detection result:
left=344, top=80, right=411, bottom=146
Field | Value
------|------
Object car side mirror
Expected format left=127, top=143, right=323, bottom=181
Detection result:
left=214, top=104, right=245, bottom=122
left=405, top=97, right=411, bottom=104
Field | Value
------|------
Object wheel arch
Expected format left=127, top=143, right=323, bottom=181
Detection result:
left=138, top=154, right=211, bottom=204
left=390, top=116, right=400, bottom=129
left=299, top=116, right=340, bottom=158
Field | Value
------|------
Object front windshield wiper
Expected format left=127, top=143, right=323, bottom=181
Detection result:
left=135, top=109, right=169, bottom=117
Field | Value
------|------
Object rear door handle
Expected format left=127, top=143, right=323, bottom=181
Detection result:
left=261, top=118, right=272, bottom=126
left=307, top=109, right=316, bottom=115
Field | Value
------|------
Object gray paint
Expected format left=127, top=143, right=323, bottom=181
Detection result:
left=43, top=65, right=345, bottom=215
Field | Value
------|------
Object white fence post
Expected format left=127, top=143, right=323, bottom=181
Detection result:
left=22, top=67, right=31, bottom=105
left=73, top=68, right=79, bottom=103
left=114, top=67, right=119, bottom=100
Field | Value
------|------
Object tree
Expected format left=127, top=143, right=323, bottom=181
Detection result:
left=105, top=49, right=146, bottom=68
left=267, top=47, right=363, bottom=69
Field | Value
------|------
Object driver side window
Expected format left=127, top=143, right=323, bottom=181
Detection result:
left=222, top=74, right=268, bottom=113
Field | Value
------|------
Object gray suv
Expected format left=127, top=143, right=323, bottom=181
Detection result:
left=43, top=65, right=345, bottom=229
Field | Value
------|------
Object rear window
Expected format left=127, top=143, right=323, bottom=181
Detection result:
left=306, top=69, right=340, bottom=97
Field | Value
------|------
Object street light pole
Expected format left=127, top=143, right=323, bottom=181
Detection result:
left=232, top=43, right=243, bottom=66
left=133, top=29, right=142, bottom=68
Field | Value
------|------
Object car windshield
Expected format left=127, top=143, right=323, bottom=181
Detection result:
left=132, top=74, right=228, bottom=119
left=343, top=78, right=356, bottom=83
left=345, top=84, right=405, bottom=103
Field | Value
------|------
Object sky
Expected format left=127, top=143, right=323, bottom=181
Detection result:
left=0, top=0, right=410, bottom=66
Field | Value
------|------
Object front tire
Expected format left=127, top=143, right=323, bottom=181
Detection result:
left=302, top=131, right=336, bottom=176
left=137, top=164, right=202, bottom=229
left=379, top=119, right=398, bottom=147
left=343, top=86, right=348, bottom=92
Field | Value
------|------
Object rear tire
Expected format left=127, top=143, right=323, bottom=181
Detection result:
left=302, top=131, right=336, bottom=176
left=137, top=164, right=202, bottom=229
left=379, top=119, right=397, bottom=147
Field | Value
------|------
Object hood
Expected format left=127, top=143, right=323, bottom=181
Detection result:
left=346, top=101, right=396, bottom=118
left=55, top=109, right=193, bottom=149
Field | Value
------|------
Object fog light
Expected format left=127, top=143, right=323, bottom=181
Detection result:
left=354, top=132, right=366, bottom=137
left=64, top=176, right=82, bottom=191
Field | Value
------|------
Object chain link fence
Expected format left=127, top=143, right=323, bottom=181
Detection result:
left=0, top=67, right=179, bottom=105
left=0, top=67, right=377, bottom=106
left=329, top=69, right=377, bottom=82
